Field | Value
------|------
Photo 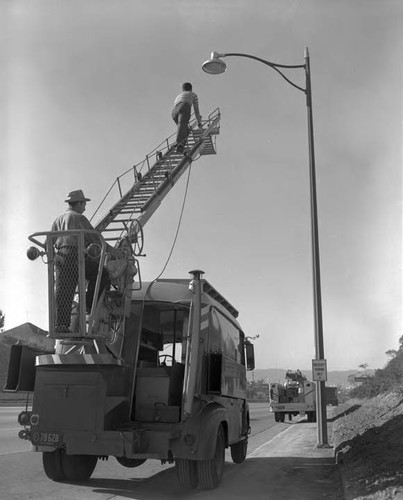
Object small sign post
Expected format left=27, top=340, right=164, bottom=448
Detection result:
left=312, top=359, right=327, bottom=381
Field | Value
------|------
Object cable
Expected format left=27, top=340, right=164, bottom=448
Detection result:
left=151, top=146, right=203, bottom=284
left=153, top=160, right=193, bottom=282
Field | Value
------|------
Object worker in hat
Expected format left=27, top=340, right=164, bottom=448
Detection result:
left=51, top=189, right=112, bottom=333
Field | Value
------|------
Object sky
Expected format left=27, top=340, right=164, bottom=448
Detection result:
left=0, top=0, right=401, bottom=372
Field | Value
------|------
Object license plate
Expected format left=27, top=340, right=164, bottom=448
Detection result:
left=31, top=431, right=63, bottom=446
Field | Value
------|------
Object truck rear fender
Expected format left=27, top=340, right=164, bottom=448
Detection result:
left=186, top=403, right=228, bottom=459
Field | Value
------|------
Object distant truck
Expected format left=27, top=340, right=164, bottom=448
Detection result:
left=269, top=370, right=316, bottom=422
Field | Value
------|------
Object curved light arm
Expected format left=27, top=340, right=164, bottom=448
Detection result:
left=202, top=51, right=307, bottom=94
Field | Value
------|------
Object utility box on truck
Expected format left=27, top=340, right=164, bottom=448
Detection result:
left=269, top=369, right=316, bottom=422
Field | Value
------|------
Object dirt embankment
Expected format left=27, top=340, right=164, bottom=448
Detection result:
left=332, top=393, right=403, bottom=499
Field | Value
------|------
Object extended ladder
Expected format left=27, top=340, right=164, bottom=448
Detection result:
left=92, top=108, right=221, bottom=248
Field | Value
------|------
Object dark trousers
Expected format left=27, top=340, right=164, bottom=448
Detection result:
left=172, top=102, right=191, bottom=147
left=55, top=250, right=110, bottom=329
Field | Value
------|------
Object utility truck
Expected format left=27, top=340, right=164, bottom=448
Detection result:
left=269, top=369, right=316, bottom=423
left=3, top=110, right=256, bottom=490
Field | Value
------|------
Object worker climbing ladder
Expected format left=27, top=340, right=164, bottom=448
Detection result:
left=92, top=107, right=221, bottom=252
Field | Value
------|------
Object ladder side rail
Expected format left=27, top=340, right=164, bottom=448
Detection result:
left=117, top=177, right=123, bottom=198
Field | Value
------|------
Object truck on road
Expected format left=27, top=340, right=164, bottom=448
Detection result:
left=269, top=369, right=316, bottom=423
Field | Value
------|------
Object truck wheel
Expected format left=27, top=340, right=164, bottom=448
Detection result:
left=62, top=453, right=98, bottom=482
left=175, top=458, right=198, bottom=489
left=42, top=449, right=65, bottom=481
left=198, top=425, right=225, bottom=489
left=279, top=413, right=285, bottom=423
left=274, top=413, right=279, bottom=422
left=230, top=438, right=247, bottom=464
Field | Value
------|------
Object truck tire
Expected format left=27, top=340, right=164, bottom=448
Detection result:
left=198, top=424, right=225, bottom=489
left=230, top=438, right=247, bottom=464
left=62, top=453, right=98, bottom=482
left=42, top=449, right=65, bottom=481
left=279, top=413, right=285, bottom=423
left=274, top=412, right=279, bottom=422
left=175, top=458, right=198, bottom=489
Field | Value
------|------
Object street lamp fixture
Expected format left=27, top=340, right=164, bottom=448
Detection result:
left=202, top=52, right=227, bottom=74
left=202, top=48, right=329, bottom=447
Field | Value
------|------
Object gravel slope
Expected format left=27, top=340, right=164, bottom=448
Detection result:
left=332, top=393, right=403, bottom=499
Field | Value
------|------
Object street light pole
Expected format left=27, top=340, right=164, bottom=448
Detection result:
left=202, top=48, right=329, bottom=447
left=304, top=48, right=328, bottom=447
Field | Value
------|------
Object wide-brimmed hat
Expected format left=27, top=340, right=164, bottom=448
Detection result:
left=65, top=190, right=91, bottom=203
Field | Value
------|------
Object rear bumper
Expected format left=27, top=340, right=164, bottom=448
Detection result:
left=30, top=428, right=171, bottom=458
left=28, top=426, right=196, bottom=460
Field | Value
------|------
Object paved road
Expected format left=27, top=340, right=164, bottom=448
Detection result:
left=0, top=406, right=32, bottom=455
left=0, top=402, right=290, bottom=500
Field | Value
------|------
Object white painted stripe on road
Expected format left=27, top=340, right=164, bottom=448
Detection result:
left=247, top=425, right=293, bottom=458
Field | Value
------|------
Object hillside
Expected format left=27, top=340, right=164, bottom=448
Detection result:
left=333, top=393, right=403, bottom=498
